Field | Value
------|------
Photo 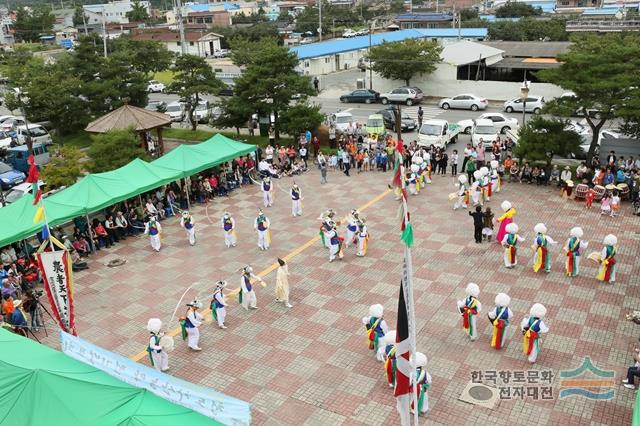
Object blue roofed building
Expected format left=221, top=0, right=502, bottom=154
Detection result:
left=393, top=13, right=455, bottom=29
left=290, top=28, right=488, bottom=75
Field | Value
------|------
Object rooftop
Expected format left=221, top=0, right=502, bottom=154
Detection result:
left=290, top=28, right=488, bottom=60
left=480, top=41, right=571, bottom=58
left=441, top=40, right=504, bottom=66
left=395, top=13, right=454, bottom=22
left=131, top=29, right=223, bottom=42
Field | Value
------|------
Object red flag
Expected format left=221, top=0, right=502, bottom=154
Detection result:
left=26, top=155, right=42, bottom=205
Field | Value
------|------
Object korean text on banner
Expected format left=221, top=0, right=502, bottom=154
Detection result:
left=59, top=331, right=251, bottom=426
left=37, top=250, right=76, bottom=335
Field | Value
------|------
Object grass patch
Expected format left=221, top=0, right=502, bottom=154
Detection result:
left=153, top=70, right=175, bottom=85
left=163, top=128, right=215, bottom=142
left=53, top=131, right=93, bottom=149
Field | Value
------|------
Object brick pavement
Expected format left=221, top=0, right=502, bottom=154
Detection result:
left=33, top=164, right=640, bottom=425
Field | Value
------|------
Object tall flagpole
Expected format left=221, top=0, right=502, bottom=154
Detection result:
left=399, top=163, right=420, bottom=426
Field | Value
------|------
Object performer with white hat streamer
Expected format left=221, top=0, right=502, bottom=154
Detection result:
left=521, top=303, right=549, bottom=363
left=240, top=266, right=266, bottom=310
left=181, top=300, right=203, bottom=351
left=211, top=281, right=228, bottom=329
left=290, top=182, right=303, bottom=217
left=221, top=212, right=237, bottom=248
left=532, top=223, right=557, bottom=273
left=502, top=223, right=525, bottom=268
left=457, top=283, right=482, bottom=341
left=254, top=209, right=271, bottom=250
left=410, top=352, right=432, bottom=416
left=180, top=211, right=196, bottom=246
left=596, top=234, right=618, bottom=284
left=262, top=176, right=274, bottom=207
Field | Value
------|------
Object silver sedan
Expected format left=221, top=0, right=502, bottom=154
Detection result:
left=438, top=94, right=489, bottom=111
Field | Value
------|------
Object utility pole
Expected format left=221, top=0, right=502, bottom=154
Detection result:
left=318, top=0, right=322, bottom=41
left=82, top=8, right=88, bottom=36
left=368, top=22, right=373, bottom=90
left=395, top=104, right=402, bottom=141
left=176, top=0, right=187, bottom=54
left=101, top=11, right=107, bottom=57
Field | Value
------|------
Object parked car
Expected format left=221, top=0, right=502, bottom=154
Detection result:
left=145, top=100, right=167, bottom=112
left=438, top=94, right=488, bottom=111
left=458, top=113, right=518, bottom=135
left=6, top=143, right=50, bottom=173
left=194, top=101, right=212, bottom=123
left=357, top=57, right=374, bottom=71
left=366, top=114, right=385, bottom=136
left=165, top=102, right=185, bottom=122
left=147, top=80, right=166, bottom=93
left=0, top=130, right=14, bottom=149
left=0, top=162, right=26, bottom=189
left=472, top=119, right=500, bottom=149
left=212, top=49, right=229, bottom=58
left=503, top=96, right=545, bottom=114
left=0, top=116, right=26, bottom=132
left=377, top=107, right=417, bottom=132
left=418, top=119, right=460, bottom=148
left=342, top=29, right=357, bottom=38
left=15, top=124, right=52, bottom=145
left=3, top=181, right=43, bottom=205
left=219, top=83, right=234, bottom=96
left=330, top=112, right=355, bottom=133
left=339, top=89, right=379, bottom=104
left=356, top=28, right=369, bottom=36
left=379, top=87, right=423, bottom=106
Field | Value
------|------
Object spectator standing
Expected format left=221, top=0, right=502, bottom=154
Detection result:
left=299, top=145, right=308, bottom=167
left=451, top=150, right=459, bottom=176
left=417, top=106, right=424, bottom=129
left=312, top=135, right=320, bottom=158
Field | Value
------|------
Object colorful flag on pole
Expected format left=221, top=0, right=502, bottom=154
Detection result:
left=36, top=250, right=77, bottom=335
left=391, top=140, right=405, bottom=190
left=394, top=274, right=412, bottom=426
left=33, top=205, right=44, bottom=223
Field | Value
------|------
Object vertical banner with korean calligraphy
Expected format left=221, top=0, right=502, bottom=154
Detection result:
left=37, top=250, right=77, bottom=335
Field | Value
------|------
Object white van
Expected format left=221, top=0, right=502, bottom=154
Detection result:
left=15, top=124, right=53, bottom=145
left=472, top=119, right=500, bottom=150
left=330, top=112, right=355, bottom=133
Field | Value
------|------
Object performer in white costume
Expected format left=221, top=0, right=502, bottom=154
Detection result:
left=211, top=280, right=228, bottom=329
left=146, top=318, right=170, bottom=371
left=221, top=212, right=237, bottom=248
left=254, top=209, right=271, bottom=250
left=262, top=176, right=274, bottom=207
left=144, top=215, right=162, bottom=252
left=521, top=303, right=549, bottom=364
left=290, top=183, right=303, bottom=217
left=182, top=300, right=203, bottom=351
left=457, top=283, right=481, bottom=341
left=180, top=211, right=196, bottom=246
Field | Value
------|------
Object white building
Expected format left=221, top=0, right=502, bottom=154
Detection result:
left=132, top=29, right=223, bottom=57
left=83, top=0, right=150, bottom=24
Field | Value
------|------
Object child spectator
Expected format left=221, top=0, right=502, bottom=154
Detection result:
left=549, top=165, right=560, bottom=186
left=451, top=150, right=459, bottom=176
left=585, top=187, right=596, bottom=209
left=469, top=206, right=484, bottom=244
left=611, top=190, right=621, bottom=217
left=482, top=207, right=494, bottom=242
left=600, top=193, right=612, bottom=216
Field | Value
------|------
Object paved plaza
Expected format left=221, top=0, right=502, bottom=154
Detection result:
left=34, top=164, right=639, bottom=425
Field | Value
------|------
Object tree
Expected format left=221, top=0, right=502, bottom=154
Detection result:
left=278, top=103, right=325, bottom=138
left=41, top=146, right=83, bottom=189
left=495, top=2, right=542, bottom=17
left=368, top=39, right=442, bottom=86
left=388, top=0, right=406, bottom=13
left=229, top=40, right=315, bottom=140
left=73, top=6, right=86, bottom=27
left=111, top=37, right=173, bottom=77
left=514, top=117, right=582, bottom=167
left=88, top=129, right=148, bottom=173
left=126, top=0, right=149, bottom=22
left=460, top=9, right=479, bottom=21
left=168, top=55, right=222, bottom=131
left=212, top=96, right=254, bottom=136
left=538, top=33, right=640, bottom=164
left=463, top=17, right=568, bottom=41
left=14, top=6, right=55, bottom=42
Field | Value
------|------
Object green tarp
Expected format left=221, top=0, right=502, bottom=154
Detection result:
left=634, top=389, right=640, bottom=426
left=0, top=329, right=220, bottom=426
left=0, top=135, right=256, bottom=248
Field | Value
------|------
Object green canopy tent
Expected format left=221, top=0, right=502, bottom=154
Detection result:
left=98, top=158, right=183, bottom=196
left=0, top=329, right=221, bottom=426
left=194, top=134, right=256, bottom=165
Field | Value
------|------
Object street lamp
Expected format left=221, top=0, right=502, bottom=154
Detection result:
left=520, top=79, right=530, bottom=127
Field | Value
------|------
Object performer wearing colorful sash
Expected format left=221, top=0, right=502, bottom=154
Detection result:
left=345, top=209, right=359, bottom=248
left=181, top=300, right=203, bottom=351
left=408, top=165, right=419, bottom=195
left=326, top=221, right=343, bottom=262
left=254, top=209, right=271, bottom=250
left=381, top=330, right=397, bottom=387
left=490, top=160, right=501, bottom=196
left=565, top=227, right=588, bottom=277
left=146, top=318, right=169, bottom=371
left=275, top=258, right=293, bottom=308
left=410, top=352, right=432, bottom=416
left=521, top=303, right=549, bottom=364
left=487, top=293, right=513, bottom=350
left=471, top=170, right=483, bottom=206
left=144, top=215, right=162, bottom=252
left=318, top=209, right=336, bottom=249
left=240, top=266, right=264, bottom=310
left=532, top=223, right=556, bottom=273
left=356, top=218, right=369, bottom=257
left=479, top=166, right=490, bottom=202
left=261, top=176, right=273, bottom=207
left=221, top=212, right=237, bottom=248
left=361, top=304, right=388, bottom=353
left=453, top=174, right=470, bottom=210
left=596, top=234, right=618, bottom=284
left=502, top=223, right=525, bottom=268
left=180, top=211, right=196, bottom=246
left=457, top=283, right=482, bottom=341
left=495, top=200, right=516, bottom=245
left=211, top=280, right=228, bottom=329
left=290, top=183, right=302, bottom=217
left=413, top=156, right=424, bottom=192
